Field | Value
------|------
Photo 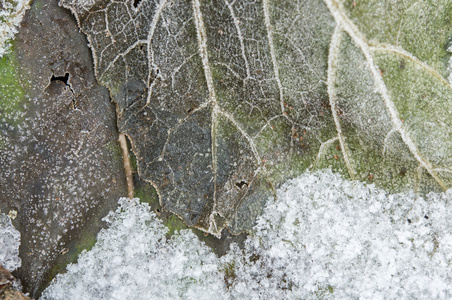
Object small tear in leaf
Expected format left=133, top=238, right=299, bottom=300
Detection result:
left=235, top=181, right=248, bottom=189
left=133, top=0, right=142, bottom=8
left=50, top=73, right=70, bottom=85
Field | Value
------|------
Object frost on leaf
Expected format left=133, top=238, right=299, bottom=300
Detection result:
left=0, top=1, right=127, bottom=296
left=42, top=172, right=452, bottom=299
left=61, top=0, right=452, bottom=235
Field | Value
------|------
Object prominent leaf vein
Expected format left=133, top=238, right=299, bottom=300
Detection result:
left=145, top=0, right=168, bottom=106
left=262, top=0, right=285, bottom=113
left=369, top=44, right=452, bottom=90
left=325, top=0, right=447, bottom=190
left=99, top=39, right=148, bottom=81
left=327, top=25, right=355, bottom=179
left=192, top=0, right=220, bottom=231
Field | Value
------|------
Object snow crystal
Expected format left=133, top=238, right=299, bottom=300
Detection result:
left=224, top=170, right=452, bottom=299
left=0, top=0, right=31, bottom=57
left=0, top=212, right=21, bottom=271
left=41, top=198, right=226, bottom=300
left=42, top=170, right=452, bottom=299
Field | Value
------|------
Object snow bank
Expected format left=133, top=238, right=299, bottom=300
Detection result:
left=42, top=170, right=452, bottom=299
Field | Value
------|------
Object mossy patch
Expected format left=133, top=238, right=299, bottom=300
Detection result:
left=0, top=50, right=26, bottom=124
left=134, top=176, right=188, bottom=236
left=134, top=175, right=159, bottom=206
left=165, top=214, right=189, bottom=237
left=315, top=284, right=334, bottom=299
left=220, top=260, right=236, bottom=289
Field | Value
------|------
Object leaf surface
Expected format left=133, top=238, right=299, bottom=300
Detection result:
left=0, top=1, right=128, bottom=296
left=61, top=0, right=452, bottom=235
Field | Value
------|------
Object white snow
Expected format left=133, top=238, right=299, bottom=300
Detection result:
left=225, top=170, right=452, bottom=299
left=41, top=170, right=452, bottom=299
left=0, top=0, right=31, bottom=57
left=0, top=212, right=21, bottom=271
left=40, top=198, right=226, bottom=300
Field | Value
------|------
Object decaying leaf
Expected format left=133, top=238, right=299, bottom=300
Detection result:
left=60, top=0, right=452, bottom=235
left=0, top=0, right=127, bottom=296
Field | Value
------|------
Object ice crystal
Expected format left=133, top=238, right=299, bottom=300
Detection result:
left=42, top=170, right=452, bottom=299
left=0, top=212, right=21, bottom=271
left=0, top=0, right=31, bottom=57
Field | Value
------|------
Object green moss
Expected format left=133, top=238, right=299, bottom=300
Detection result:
left=0, top=51, right=26, bottom=124
left=0, top=47, right=27, bottom=149
left=31, top=0, right=44, bottom=12
left=129, top=149, right=137, bottom=171
left=134, top=182, right=159, bottom=207
left=220, top=261, right=236, bottom=289
left=165, top=214, right=189, bottom=237
left=328, top=285, right=334, bottom=293
left=315, top=284, right=335, bottom=298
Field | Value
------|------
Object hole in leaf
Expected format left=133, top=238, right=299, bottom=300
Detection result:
left=49, top=73, right=76, bottom=106
left=51, top=73, right=69, bottom=85
left=133, top=0, right=142, bottom=8
left=187, top=104, right=196, bottom=114
left=235, top=181, right=248, bottom=189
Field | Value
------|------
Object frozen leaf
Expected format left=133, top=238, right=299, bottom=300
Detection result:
left=60, top=0, right=452, bottom=235
left=42, top=171, right=452, bottom=299
left=0, top=0, right=127, bottom=296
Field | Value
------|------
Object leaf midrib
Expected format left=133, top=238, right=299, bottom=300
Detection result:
left=324, top=0, right=449, bottom=190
